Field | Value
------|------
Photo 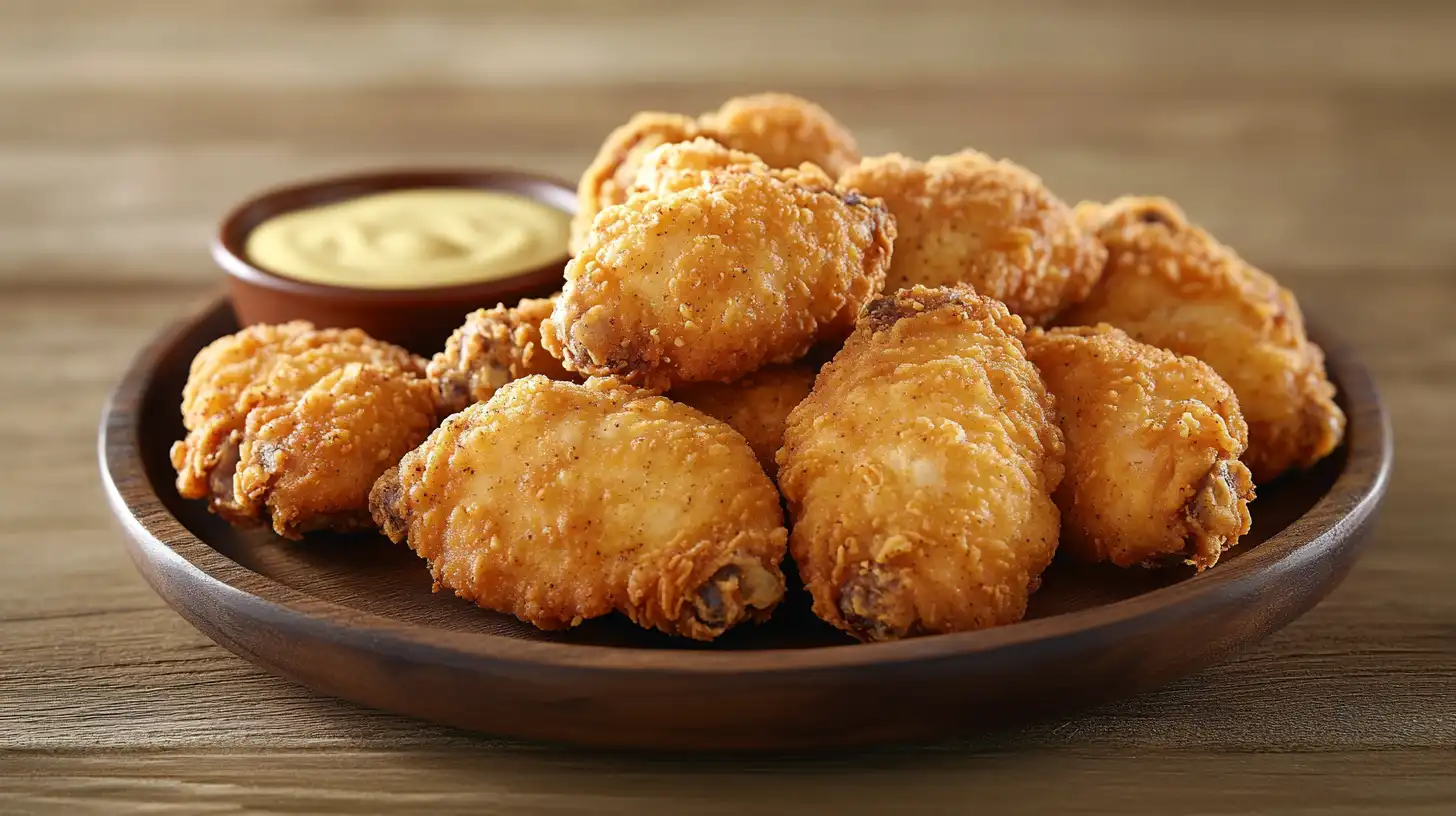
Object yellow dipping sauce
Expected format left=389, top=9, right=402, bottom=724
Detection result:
left=245, top=188, right=570, bottom=289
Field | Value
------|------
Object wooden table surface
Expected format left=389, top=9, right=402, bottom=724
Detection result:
left=3, top=2, right=1453, bottom=813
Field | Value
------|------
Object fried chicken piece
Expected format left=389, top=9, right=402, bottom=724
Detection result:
left=571, top=93, right=860, bottom=252
left=427, top=296, right=576, bottom=416
left=703, top=92, right=861, bottom=178
left=170, top=322, right=437, bottom=539
left=571, top=112, right=700, bottom=255
left=838, top=151, right=1107, bottom=326
left=370, top=376, right=788, bottom=640
left=545, top=143, right=896, bottom=390
left=630, top=137, right=791, bottom=196
left=1025, top=325, right=1255, bottom=571
left=777, top=286, right=1065, bottom=641
left=1060, top=196, right=1345, bottom=483
left=672, top=363, right=817, bottom=478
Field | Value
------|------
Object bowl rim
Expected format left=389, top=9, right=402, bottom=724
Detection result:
left=99, top=295, right=1392, bottom=677
left=213, top=166, right=577, bottom=302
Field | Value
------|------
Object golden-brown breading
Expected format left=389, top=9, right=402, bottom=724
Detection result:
left=545, top=145, right=896, bottom=391
left=777, top=286, right=1065, bottom=641
left=427, top=296, right=576, bottom=416
left=838, top=151, right=1107, bottom=326
left=1060, top=196, right=1345, bottom=483
left=702, top=92, right=861, bottom=178
left=571, top=112, right=700, bottom=255
left=1025, top=325, right=1255, bottom=571
left=571, top=93, right=860, bottom=252
left=672, top=363, right=817, bottom=478
left=370, top=376, right=788, bottom=640
left=630, top=137, right=791, bottom=197
left=170, top=322, right=437, bottom=539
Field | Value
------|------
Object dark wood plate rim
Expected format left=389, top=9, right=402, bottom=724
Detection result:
left=100, top=294, right=1392, bottom=676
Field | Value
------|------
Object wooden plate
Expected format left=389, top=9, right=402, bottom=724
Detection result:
left=99, top=295, right=1391, bottom=750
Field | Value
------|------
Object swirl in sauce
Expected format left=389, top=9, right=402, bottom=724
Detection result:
left=245, top=189, right=570, bottom=289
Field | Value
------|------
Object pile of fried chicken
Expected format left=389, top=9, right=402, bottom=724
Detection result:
left=172, top=93, right=1345, bottom=642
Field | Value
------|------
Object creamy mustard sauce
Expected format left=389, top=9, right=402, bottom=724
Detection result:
left=245, top=189, right=570, bottom=289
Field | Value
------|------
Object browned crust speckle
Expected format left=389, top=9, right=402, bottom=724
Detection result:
left=861, top=283, right=1025, bottom=338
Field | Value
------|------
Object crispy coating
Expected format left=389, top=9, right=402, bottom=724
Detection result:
left=571, top=93, right=860, bottom=252
left=427, top=296, right=576, bottom=416
left=1025, top=325, right=1255, bottom=571
left=1060, top=196, right=1345, bottom=483
left=777, top=286, right=1065, bottom=641
left=571, top=112, right=700, bottom=254
left=838, top=151, right=1106, bottom=326
left=702, top=92, right=861, bottom=178
left=170, top=322, right=437, bottom=539
left=369, top=376, right=788, bottom=640
left=672, top=363, right=817, bottom=478
left=545, top=145, right=896, bottom=390
left=631, top=137, right=804, bottom=196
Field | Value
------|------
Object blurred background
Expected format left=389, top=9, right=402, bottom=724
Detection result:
left=3, top=1, right=1453, bottom=811
left=5, top=0, right=1453, bottom=286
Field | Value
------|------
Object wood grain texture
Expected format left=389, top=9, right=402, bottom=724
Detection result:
left=1, top=0, right=1453, bottom=811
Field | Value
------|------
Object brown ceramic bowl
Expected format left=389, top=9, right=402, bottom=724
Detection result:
left=213, top=168, right=576, bottom=355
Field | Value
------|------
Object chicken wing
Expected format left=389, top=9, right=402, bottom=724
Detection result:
left=427, top=296, right=576, bottom=416
left=672, top=362, right=817, bottom=478
left=170, top=322, right=437, bottom=538
left=370, top=376, right=788, bottom=640
left=703, top=92, right=861, bottom=178
left=777, top=286, right=1065, bottom=641
left=838, top=150, right=1106, bottom=326
left=630, top=137, right=791, bottom=197
left=545, top=142, right=895, bottom=390
left=571, top=93, right=860, bottom=252
left=571, top=112, right=700, bottom=255
left=1059, top=196, right=1345, bottom=483
left=1025, top=325, right=1255, bottom=570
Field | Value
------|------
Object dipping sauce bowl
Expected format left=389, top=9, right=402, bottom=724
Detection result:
left=214, top=168, right=576, bottom=354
